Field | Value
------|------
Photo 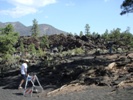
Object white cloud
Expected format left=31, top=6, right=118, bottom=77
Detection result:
left=0, top=0, right=57, bottom=18
left=0, top=6, right=37, bottom=18
left=65, top=2, right=75, bottom=7
left=10, top=0, right=34, bottom=6
left=9, top=0, right=56, bottom=7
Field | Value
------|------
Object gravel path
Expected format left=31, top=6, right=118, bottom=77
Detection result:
left=0, top=85, right=133, bottom=100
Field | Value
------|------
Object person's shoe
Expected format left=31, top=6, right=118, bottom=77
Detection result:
left=18, top=86, right=23, bottom=89
left=33, top=89, right=38, bottom=93
left=35, top=89, right=38, bottom=93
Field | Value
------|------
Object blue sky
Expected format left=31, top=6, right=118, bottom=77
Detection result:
left=0, top=0, right=133, bottom=35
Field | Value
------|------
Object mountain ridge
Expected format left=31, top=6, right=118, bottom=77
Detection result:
left=0, top=21, right=67, bottom=36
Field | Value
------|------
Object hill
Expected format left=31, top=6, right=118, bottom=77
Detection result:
left=0, top=21, right=67, bottom=36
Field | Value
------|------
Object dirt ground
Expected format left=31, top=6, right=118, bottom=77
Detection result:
left=0, top=84, right=133, bottom=100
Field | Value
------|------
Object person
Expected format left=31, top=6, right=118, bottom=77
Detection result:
left=107, top=41, right=113, bottom=54
left=18, top=59, right=29, bottom=89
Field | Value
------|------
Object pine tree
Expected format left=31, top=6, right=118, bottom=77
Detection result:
left=28, top=43, right=36, bottom=55
left=85, top=24, right=90, bottom=36
left=40, top=35, right=49, bottom=49
left=121, top=0, right=133, bottom=15
left=0, top=24, right=19, bottom=60
left=31, top=19, right=39, bottom=37
left=20, top=39, right=25, bottom=53
left=79, top=31, right=83, bottom=37
left=0, top=24, right=19, bottom=75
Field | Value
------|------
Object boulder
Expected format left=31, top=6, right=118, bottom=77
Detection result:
left=105, top=62, right=117, bottom=70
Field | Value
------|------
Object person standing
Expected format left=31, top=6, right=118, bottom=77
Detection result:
left=107, top=41, right=113, bottom=54
left=18, top=59, right=29, bottom=89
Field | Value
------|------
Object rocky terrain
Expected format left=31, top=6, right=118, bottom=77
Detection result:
left=0, top=34, right=133, bottom=99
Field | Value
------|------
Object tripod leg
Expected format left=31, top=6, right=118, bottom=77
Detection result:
left=23, top=78, right=28, bottom=95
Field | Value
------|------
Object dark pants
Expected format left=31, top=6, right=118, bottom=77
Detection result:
left=21, top=74, right=27, bottom=80
left=109, top=47, right=112, bottom=54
